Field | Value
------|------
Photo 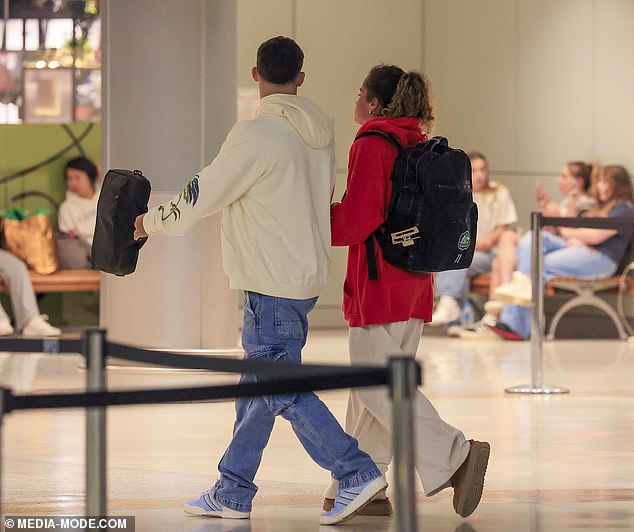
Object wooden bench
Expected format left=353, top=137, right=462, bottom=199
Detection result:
left=470, top=273, right=492, bottom=296
left=0, top=269, right=101, bottom=293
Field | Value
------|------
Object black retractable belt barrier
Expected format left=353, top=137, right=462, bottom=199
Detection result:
left=542, top=216, right=634, bottom=230
left=0, top=330, right=422, bottom=532
left=4, top=368, right=391, bottom=413
left=0, top=337, right=82, bottom=354
left=107, top=341, right=375, bottom=379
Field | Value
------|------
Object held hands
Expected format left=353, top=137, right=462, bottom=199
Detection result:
left=134, top=214, right=148, bottom=240
left=559, top=227, right=583, bottom=246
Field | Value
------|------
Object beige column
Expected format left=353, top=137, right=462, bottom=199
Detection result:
left=100, top=0, right=240, bottom=349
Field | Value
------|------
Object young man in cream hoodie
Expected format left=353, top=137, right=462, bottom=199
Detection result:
left=134, top=36, right=385, bottom=526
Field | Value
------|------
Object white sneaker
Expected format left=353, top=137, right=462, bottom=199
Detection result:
left=0, top=318, right=14, bottom=336
left=430, top=296, right=461, bottom=326
left=459, top=314, right=502, bottom=340
left=184, top=486, right=250, bottom=519
left=493, top=272, right=532, bottom=306
left=22, top=315, right=61, bottom=337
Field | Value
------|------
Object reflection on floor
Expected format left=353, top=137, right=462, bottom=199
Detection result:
left=0, top=329, right=633, bottom=531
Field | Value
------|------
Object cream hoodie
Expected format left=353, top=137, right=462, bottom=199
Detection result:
left=58, top=185, right=100, bottom=245
left=143, top=94, right=336, bottom=299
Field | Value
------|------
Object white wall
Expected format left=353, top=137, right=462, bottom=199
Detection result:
left=236, top=0, right=424, bottom=326
left=426, top=0, right=634, bottom=228
left=233, top=0, right=634, bottom=328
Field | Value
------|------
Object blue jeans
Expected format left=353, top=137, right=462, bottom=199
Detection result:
left=434, top=249, right=496, bottom=300
left=500, top=231, right=618, bottom=338
left=215, top=291, right=381, bottom=512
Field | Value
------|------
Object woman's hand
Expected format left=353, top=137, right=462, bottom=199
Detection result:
left=535, top=181, right=550, bottom=209
left=476, top=237, right=492, bottom=252
left=134, top=214, right=148, bottom=240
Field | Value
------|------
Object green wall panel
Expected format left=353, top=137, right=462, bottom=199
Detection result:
left=0, top=123, right=101, bottom=225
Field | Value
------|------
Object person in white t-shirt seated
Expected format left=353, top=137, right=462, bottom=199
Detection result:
left=57, top=157, right=100, bottom=269
left=430, top=151, right=519, bottom=336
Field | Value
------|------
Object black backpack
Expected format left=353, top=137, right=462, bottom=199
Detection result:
left=92, top=169, right=151, bottom=276
left=358, top=131, right=478, bottom=280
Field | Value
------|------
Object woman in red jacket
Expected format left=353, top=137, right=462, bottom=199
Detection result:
left=324, top=65, right=490, bottom=518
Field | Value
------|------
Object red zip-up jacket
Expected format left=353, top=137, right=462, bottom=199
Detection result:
left=331, top=116, right=434, bottom=327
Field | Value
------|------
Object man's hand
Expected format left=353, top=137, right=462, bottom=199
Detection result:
left=134, top=214, right=148, bottom=240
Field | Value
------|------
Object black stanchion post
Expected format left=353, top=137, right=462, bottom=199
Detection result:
left=389, top=356, right=418, bottom=532
left=84, top=329, right=107, bottom=516
left=506, top=212, right=569, bottom=395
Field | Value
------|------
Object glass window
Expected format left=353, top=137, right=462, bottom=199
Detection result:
left=0, top=7, right=100, bottom=124
left=44, top=18, right=73, bottom=49
left=5, top=19, right=24, bottom=51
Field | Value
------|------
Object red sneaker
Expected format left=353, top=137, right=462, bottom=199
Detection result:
left=488, top=322, right=525, bottom=341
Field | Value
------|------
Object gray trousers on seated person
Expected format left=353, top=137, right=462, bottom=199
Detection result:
left=0, top=249, right=40, bottom=331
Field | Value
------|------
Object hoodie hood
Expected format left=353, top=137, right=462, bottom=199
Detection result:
left=357, top=116, right=426, bottom=148
left=259, top=94, right=334, bottom=149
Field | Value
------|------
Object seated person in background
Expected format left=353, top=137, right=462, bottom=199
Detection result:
left=536, top=160, right=596, bottom=221
left=491, top=165, right=634, bottom=340
left=460, top=160, right=598, bottom=339
left=0, top=249, right=61, bottom=337
left=430, top=151, right=519, bottom=336
left=57, top=157, right=100, bottom=269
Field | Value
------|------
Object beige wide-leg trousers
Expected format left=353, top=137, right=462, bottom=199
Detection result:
left=325, top=319, right=470, bottom=498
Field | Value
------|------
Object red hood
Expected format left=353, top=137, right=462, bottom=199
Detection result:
left=355, top=116, right=426, bottom=148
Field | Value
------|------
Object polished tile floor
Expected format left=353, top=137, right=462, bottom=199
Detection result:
left=0, top=329, right=633, bottom=531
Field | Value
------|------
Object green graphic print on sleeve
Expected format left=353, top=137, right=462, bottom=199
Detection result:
left=183, top=176, right=200, bottom=206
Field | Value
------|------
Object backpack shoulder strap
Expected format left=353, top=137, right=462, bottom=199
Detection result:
left=355, top=130, right=401, bottom=282
left=355, top=130, right=402, bottom=150
left=365, top=237, right=378, bottom=281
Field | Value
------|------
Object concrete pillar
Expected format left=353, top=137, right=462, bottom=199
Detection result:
left=100, top=0, right=240, bottom=349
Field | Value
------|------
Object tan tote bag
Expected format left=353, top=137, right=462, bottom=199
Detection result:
left=2, top=209, right=59, bottom=274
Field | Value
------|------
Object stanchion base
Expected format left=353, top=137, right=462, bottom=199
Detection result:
left=505, top=384, right=570, bottom=394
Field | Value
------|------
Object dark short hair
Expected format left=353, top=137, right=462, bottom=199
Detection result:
left=65, top=157, right=98, bottom=185
left=365, top=65, right=405, bottom=110
left=256, top=36, right=304, bottom=85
